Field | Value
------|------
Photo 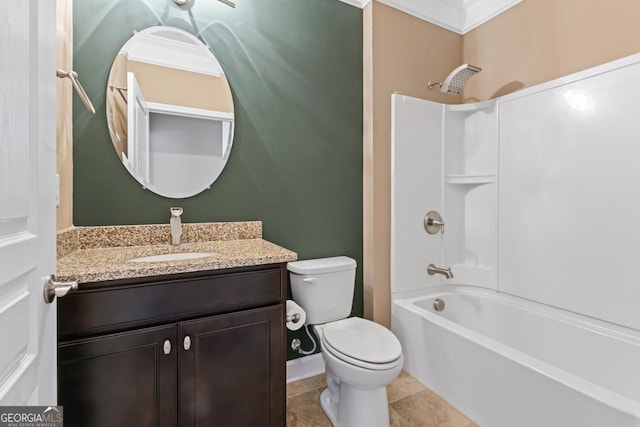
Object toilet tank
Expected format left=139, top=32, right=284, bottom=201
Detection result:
left=287, top=256, right=357, bottom=325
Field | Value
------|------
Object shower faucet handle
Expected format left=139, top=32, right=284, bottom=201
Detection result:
left=424, top=211, right=445, bottom=234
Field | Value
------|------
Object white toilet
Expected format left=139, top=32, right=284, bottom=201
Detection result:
left=287, top=256, right=403, bottom=427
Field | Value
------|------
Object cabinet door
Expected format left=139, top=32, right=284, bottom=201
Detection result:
left=58, top=324, right=177, bottom=427
left=179, top=305, right=284, bottom=427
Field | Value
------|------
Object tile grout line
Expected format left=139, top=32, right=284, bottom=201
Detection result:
left=286, top=370, right=477, bottom=427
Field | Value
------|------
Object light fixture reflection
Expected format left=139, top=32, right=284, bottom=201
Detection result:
left=173, top=0, right=236, bottom=7
left=563, top=89, right=594, bottom=114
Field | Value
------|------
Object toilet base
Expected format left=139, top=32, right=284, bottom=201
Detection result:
left=319, top=382, right=390, bottom=427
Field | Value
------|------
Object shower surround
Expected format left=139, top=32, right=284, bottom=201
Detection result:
left=390, top=53, right=640, bottom=426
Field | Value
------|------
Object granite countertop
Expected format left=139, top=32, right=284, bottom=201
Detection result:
left=56, top=222, right=297, bottom=284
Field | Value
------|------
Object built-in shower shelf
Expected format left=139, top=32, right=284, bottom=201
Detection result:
left=446, top=174, right=496, bottom=185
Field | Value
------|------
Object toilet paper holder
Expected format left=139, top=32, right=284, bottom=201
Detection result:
left=285, top=300, right=306, bottom=331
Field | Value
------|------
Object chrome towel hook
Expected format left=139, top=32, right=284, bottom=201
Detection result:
left=56, top=69, right=95, bottom=114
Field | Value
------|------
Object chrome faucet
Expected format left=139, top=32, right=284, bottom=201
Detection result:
left=427, top=264, right=454, bottom=279
left=170, top=207, right=183, bottom=246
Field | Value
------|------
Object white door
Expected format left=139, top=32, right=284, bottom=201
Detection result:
left=0, top=0, right=57, bottom=405
left=127, top=72, right=150, bottom=184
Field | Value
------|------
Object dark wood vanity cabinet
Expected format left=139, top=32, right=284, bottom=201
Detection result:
left=179, top=306, right=283, bottom=426
left=57, top=264, right=286, bottom=427
left=58, top=324, right=178, bottom=427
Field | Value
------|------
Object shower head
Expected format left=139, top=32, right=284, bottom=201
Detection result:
left=427, top=64, right=482, bottom=95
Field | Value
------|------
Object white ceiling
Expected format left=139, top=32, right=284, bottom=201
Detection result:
left=340, top=0, right=522, bottom=34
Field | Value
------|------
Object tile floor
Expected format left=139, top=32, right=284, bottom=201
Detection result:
left=286, top=370, right=478, bottom=427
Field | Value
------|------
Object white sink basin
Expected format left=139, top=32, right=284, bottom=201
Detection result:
left=128, top=252, right=216, bottom=263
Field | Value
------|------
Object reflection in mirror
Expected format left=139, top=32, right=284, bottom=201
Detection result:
left=106, top=26, right=234, bottom=198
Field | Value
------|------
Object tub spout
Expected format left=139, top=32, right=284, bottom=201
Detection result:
left=427, top=264, right=454, bottom=279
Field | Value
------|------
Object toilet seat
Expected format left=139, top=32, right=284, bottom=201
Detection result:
left=322, top=339, right=402, bottom=371
left=320, top=317, right=402, bottom=371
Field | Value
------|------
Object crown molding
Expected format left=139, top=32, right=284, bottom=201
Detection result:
left=337, top=0, right=371, bottom=8
left=123, top=27, right=222, bottom=76
left=378, top=0, right=462, bottom=33
left=376, top=0, right=522, bottom=34
left=463, top=0, right=522, bottom=32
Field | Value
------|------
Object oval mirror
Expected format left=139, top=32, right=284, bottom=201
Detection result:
left=106, top=26, right=234, bottom=198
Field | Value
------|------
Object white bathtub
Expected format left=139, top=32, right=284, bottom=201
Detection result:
left=391, top=286, right=640, bottom=427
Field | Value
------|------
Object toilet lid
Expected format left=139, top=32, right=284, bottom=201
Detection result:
left=322, top=317, right=402, bottom=364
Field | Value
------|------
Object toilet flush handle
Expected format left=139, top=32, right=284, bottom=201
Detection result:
left=302, top=278, right=316, bottom=284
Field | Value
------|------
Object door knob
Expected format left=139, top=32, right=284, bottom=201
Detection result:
left=183, top=336, right=191, bottom=351
left=43, top=275, right=78, bottom=304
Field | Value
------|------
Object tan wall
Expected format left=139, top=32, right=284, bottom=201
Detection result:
left=56, top=0, right=73, bottom=231
left=107, top=54, right=128, bottom=157
left=128, top=61, right=234, bottom=112
left=364, top=1, right=462, bottom=326
left=463, top=0, right=640, bottom=101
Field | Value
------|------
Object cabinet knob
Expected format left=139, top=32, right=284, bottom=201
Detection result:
left=163, top=340, right=171, bottom=355
left=183, top=336, right=191, bottom=351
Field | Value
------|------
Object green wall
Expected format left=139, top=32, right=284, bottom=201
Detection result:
left=73, top=0, right=363, bottom=359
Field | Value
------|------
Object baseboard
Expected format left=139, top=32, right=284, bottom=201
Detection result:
left=286, top=353, right=325, bottom=383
